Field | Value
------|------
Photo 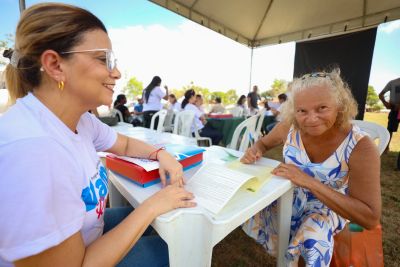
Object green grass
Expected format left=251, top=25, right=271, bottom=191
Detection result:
left=211, top=112, right=400, bottom=266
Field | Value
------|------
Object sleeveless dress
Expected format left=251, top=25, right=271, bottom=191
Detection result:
left=242, top=124, right=366, bottom=266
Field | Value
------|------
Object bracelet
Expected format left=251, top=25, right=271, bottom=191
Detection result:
left=148, top=147, right=165, bottom=161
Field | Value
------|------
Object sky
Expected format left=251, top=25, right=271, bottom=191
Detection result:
left=0, top=0, right=399, bottom=97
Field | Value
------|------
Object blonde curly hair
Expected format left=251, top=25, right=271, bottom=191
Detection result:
left=280, top=68, right=358, bottom=129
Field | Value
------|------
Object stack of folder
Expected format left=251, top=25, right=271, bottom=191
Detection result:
left=106, top=144, right=205, bottom=187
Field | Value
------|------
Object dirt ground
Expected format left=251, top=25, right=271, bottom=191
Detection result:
left=211, top=142, right=400, bottom=266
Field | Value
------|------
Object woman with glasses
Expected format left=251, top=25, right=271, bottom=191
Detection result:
left=142, top=76, right=169, bottom=128
left=181, top=89, right=223, bottom=145
left=0, top=3, right=195, bottom=267
left=241, top=69, right=381, bottom=266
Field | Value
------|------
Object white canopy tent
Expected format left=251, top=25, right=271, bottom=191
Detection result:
left=14, top=0, right=400, bottom=91
left=149, top=0, right=400, bottom=47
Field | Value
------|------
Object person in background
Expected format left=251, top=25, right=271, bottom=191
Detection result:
left=142, top=76, right=168, bottom=128
left=181, top=89, right=223, bottom=145
left=236, top=94, right=249, bottom=117
left=134, top=97, right=144, bottom=114
left=0, top=3, right=195, bottom=267
left=168, top=93, right=181, bottom=112
left=265, top=93, right=287, bottom=132
left=195, top=94, right=206, bottom=114
left=113, top=94, right=134, bottom=123
left=247, top=85, right=261, bottom=115
left=379, top=77, right=400, bottom=153
left=240, top=69, right=381, bottom=266
left=132, top=97, right=144, bottom=126
left=209, top=96, right=225, bottom=114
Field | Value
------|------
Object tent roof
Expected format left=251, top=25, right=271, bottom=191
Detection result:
left=149, top=0, right=400, bottom=47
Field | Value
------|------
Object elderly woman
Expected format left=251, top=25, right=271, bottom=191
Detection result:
left=241, top=69, right=381, bottom=266
left=0, top=3, right=194, bottom=267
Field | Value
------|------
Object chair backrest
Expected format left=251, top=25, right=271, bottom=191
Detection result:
left=254, top=108, right=266, bottom=139
left=163, top=109, right=175, bottom=132
left=228, top=115, right=259, bottom=151
left=150, top=109, right=168, bottom=133
left=110, top=108, right=124, bottom=122
left=352, top=120, right=390, bottom=155
left=173, top=110, right=195, bottom=137
left=230, top=106, right=244, bottom=117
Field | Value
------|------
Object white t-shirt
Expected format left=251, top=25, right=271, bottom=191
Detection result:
left=184, top=103, right=204, bottom=133
left=276, top=104, right=283, bottom=122
left=169, top=101, right=181, bottom=112
left=0, top=93, right=117, bottom=266
left=143, top=86, right=166, bottom=112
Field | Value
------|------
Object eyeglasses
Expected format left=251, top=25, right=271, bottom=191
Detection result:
left=60, top=48, right=117, bottom=72
left=301, top=72, right=329, bottom=80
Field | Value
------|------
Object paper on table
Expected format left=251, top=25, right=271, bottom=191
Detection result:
left=185, top=163, right=255, bottom=214
left=226, top=160, right=274, bottom=192
left=111, top=155, right=159, bottom=171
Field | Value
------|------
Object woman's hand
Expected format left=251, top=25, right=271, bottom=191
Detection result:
left=240, top=145, right=262, bottom=164
left=157, top=150, right=185, bottom=187
left=200, top=115, right=207, bottom=125
left=144, top=183, right=196, bottom=217
left=271, top=163, right=314, bottom=188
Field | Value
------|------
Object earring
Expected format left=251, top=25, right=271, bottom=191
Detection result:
left=58, top=81, right=64, bottom=91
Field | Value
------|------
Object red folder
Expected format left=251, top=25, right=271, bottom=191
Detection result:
left=106, top=152, right=203, bottom=187
left=208, top=113, right=233, bottom=118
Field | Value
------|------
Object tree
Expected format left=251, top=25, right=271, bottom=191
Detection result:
left=123, top=77, right=143, bottom=100
left=366, top=85, right=379, bottom=106
left=263, top=79, right=288, bottom=98
left=366, top=85, right=383, bottom=112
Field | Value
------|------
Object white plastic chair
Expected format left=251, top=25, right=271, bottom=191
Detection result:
left=150, top=109, right=168, bottom=133
left=110, top=108, right=124, bottom=122
left=254, top=108, right=266, bottom=139
left=228, top=115, right=259, bottom=152
left=352, top=120, right=390, bottom=155
left=173, top=110, right=195, bottom=137
left=173, top=110, right=212, bottom=147
left=163, top=109, right=176, bottom=132
left=193, top=125, right=213, bottom=147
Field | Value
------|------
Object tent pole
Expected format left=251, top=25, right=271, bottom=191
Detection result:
left=19, top=0, right=26, bottom=13
left=248, top=47, right=254, bottom=92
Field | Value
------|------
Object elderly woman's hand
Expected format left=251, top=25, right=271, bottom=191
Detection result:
left=272, top=163, right=313, bottom=188
left=157, top=150, right=185, bottom=187
left=240, top=145, right=262, bottom=164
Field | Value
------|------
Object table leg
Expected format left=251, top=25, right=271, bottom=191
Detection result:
left=109, top=180, right=125, bottom=207
left=276, top=187, right=294, bottom=267
left=155, top=213, right=214, bottom=267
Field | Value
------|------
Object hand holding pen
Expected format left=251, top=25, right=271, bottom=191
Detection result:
left=240, top=132, right=262, bottom=164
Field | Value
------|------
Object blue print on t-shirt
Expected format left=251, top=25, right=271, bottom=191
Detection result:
left=81, top=165, right=109, bottom=212
left=81, top=181, right=98, bottom=212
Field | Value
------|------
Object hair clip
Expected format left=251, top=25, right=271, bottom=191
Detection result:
left=10, top=49, right=21, bottom=68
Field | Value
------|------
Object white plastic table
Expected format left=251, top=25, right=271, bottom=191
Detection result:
left=108, top=124, right=293, bottom=267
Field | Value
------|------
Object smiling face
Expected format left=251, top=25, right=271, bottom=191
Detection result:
left=294, top=85, right=339, bottom=136
left=62, top=29, right=121, bottom=109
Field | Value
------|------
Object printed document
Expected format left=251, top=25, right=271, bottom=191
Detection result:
left=186, top=161, right=273, bottom=214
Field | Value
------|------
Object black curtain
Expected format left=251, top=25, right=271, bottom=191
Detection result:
left=293, top=28, right=377, bottom=119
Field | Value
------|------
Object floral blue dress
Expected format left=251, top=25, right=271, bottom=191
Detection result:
left=242, top=124, right=366, bottom=266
